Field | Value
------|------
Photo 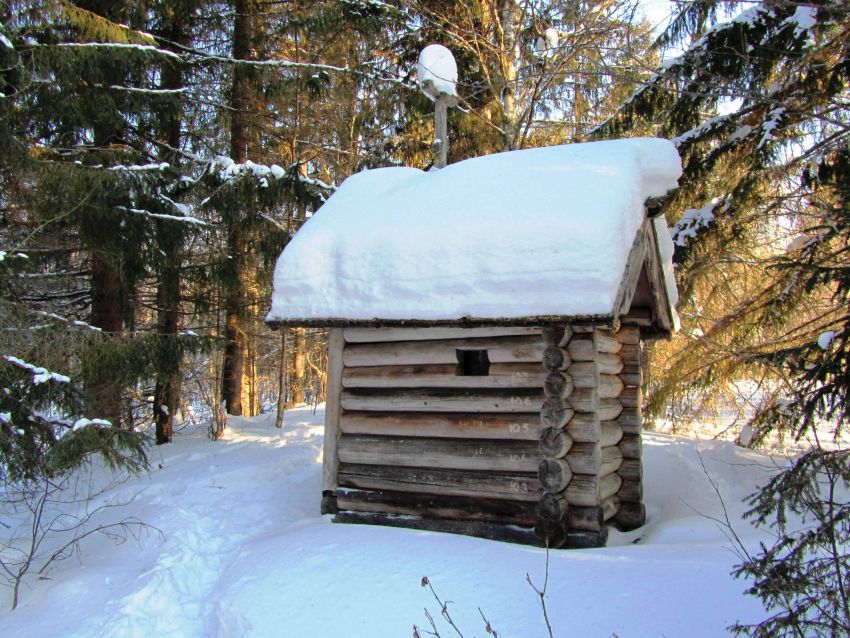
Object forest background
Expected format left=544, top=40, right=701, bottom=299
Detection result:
left=0, top=0, right=846, bottom=497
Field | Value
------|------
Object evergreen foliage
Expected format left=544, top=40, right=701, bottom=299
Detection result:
left=597, top=0, right=850, bottom=443
left=731, top=449, right=850, bottom=637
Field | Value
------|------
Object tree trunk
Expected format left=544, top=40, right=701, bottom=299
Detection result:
left=290, top=326, right=307, bottom=405
left=221, top=0, right=253, bottom=416
left=89, top=249, right=124, bottom=427
left=153, top=6, right=191, bottom=444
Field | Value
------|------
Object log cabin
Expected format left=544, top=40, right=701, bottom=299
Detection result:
left=266, top=138, right=682, bottom=548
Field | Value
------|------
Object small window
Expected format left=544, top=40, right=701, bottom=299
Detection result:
left=456, top=349, right=490, bottom=376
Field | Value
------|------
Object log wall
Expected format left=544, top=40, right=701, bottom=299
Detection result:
left=325, top=324, right=645, bottom=547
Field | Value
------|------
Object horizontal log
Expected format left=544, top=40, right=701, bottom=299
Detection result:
left=544, top=371, right=574, bottom=398
left=342, top=363, right=546, bottom=389
left=337, top=463, right=541, bottom=502
left=619, top=433, right=642, bottom=459
left=571, top=325, right=596, bottom=333
left=542, top=326, right=572, bottom=347
left=600, top=445, right=624, bottom=477
left=565, top=505, right=603, bottom=532
left=538, top=458, right=572, bottom=493
left=343, top=327, right=542, bottom=343
left=542, top=346, right=571, bottom=371
left=594, top=329, right=622, bottom=354
left=340, top=411, right=542, bottom=440
left=343, top=335, right=544, bottom=368
left=564, top=528, right=608, bottom=548
left=335, top=488, right=537, bottom=526
left=619, top=386, right=641, bottom=409
left=618, top=458, right=642, bottom=482
left=599, top=398, right=624, bottom=421
left=567, top=387, right=597, bottom=412
left=539, top=427, right=573, bottom=458
left=617, top=407, right=642, bottom=434
left=618, top=479, right=643, bottom=503
left=613, top=501, right=646, bottom=532
left=565, top=413, right=601, bottom=443
left=620, top=343, right=640, bottom=367
left=619, top=372, right=642, bottom=387
left=615, top=326, right=640, bottom=345
left=602, top=495, right=620, bottom=522
left=599, top=374, right=624, bottom=399
left=541, top=397, right=575, bottom=429
left=563, top=443, right=624, bottom=477
left=338, top=434, right=540, bottom=472
left=536, top=492, right=568, bottom=522
left=601, top=421, right=624, bottom=447
left=567, top=335, right=595, bottom=362
left=535, top=519, right=567, bottom=548
left=566, top=472, right=622, bottom=506
left=334, top=511, right=538, bottom=545
left=341, top=388, right=544, bottom=414
left=568, top=356, right=623, bottom=387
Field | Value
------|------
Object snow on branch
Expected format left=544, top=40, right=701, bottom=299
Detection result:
left=34, top=311, right=102, bottom=332
left=115, top=206, right=208, bottom=226
left=3, top=355, right=71, bottom=384
left=50, top=42, right=181, bottom=60
left=671, top=197, right=726, bottom=246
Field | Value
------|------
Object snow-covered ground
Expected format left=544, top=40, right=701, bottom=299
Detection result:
left=1, top=406, right=788, bottom=636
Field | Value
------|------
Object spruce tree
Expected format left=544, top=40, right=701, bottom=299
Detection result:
left=598, top=0, right=849, bottom=444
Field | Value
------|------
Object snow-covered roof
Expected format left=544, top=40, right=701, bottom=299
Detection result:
left=267, top=138, right=682, bottom=328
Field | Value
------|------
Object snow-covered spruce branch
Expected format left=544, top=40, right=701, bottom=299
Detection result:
left=3, top=355, right=70, bottom=384
left=115, top=206, right=208, bottom=226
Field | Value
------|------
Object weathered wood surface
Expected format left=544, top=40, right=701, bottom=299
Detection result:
left=613, top=223, right=649, bottom=322
left=535, top=519, right=568, bottom=548
left=620, top=343, right=640, bottom=367
left=602, top=496, right=621, bottom=522
left=618, top=458, right=642, bottom=481
left=598, top=398, right=624, bottom=421
left=619, top=386, right=641, bottom=409
left=343, top=335, right=544, bottom=367
left=566, top=472, right=622, bottom=506
left=598, top=374, right=624, bottom=398
left=601, top=421, right=624, bottom=447
left=536, top=492, right=569, bottom=521
left=648, top=220, right=676, bottom=332
left=542, top=326, right=572, bottom=347
left=335, top=488, right=537, bottom=526
left=618, top=479, right=643, bottom=503
left=569, top=357, right=623, bottom=384
left=618, top=433, right=642, bottom=459
left=543, top=346, right=571, bottom=371
left=565, top=413, right=602, bottom=443
left=335, top=511, right=538, bottom=545
left=541, top=397, right=575, bottom=428
left=566, top=387, right=598, bottom=412
left=617, top=407, right=642, bottom=433
left=340, top=411, right=542, bottom=440
left=564, top=528, right=608, bottom=549
left=340, top=388, right=544, bottom=413
left=566, top=443, right=623, bottom=476
left=322, top=328, right=345, bottom=494
left=539, top=427, right=573, bottom=458
left=616, top=326, right=641, bottom=345
left=538, top=458, right=572, bottom=493
left=342, top=362, right=546, bottom=389
left=567, top=335, right=596, bottom=361
left=544, top=371, right=574, bottom=398
left=337, top=463, right=542, bottom=501
left=614, top=501, right=646, bottom=531
left=343, top=326, right=542, bottom=343
left=338, top=434, right=540, bottom=472
left=619, top=370, right=642, bottom=387
left=565, top=505, right=604, bottom=531
left=594, top=329, right=622, bottom=354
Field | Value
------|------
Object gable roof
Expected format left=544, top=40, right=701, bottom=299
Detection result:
left=266, top=138, right=682, bottom=332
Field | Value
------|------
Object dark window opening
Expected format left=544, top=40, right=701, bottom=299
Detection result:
left=456, top=349, right=490, bottom=376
